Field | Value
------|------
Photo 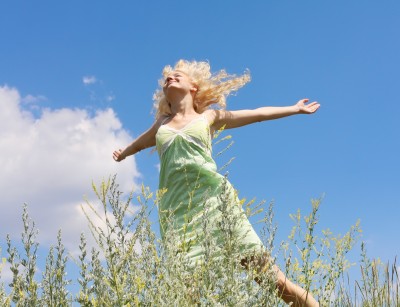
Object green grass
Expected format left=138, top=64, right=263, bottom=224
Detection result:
left=0, top=176, right=398, bottom=306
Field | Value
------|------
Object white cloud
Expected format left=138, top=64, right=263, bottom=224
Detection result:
left=82, top=76, right=97, bottom=85
left=0, top=85, right=140, bottom=252
left=0, top=261, right=12, bottom=285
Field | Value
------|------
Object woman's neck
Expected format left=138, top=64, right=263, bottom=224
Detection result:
left=169, top=95, right=197, bottom=117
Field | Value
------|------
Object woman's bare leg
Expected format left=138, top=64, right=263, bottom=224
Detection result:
left=241, top=256, right=319, bottom=307
left=274, top=266, right=319, bottom=307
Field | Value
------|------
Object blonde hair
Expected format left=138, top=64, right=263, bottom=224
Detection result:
left=153, top=59, right=250, bottom=119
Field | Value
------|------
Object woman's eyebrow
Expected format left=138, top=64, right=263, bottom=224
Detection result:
left=166, top=72, right=182, bottom=79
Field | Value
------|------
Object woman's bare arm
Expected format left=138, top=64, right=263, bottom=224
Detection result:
left=113, top=118, right=163, bottom=162
left=208, top=99, right=320, bottom=130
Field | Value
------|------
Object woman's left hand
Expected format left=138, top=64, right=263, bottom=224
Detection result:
left=296, top=98, right=320, bottom=114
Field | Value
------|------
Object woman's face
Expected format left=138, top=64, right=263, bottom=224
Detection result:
left=163, top=71, right=195, bottom=95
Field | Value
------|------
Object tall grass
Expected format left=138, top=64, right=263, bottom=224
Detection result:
left=0, top=176, right=398, bottom=306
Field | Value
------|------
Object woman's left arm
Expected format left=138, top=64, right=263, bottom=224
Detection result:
left=209, top=98, right=320, bottom=130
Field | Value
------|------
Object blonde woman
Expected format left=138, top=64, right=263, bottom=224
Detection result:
left=113, top=60, right=320, bottom=306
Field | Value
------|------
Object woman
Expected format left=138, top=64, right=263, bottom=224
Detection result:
left=113, top=60, right=320, bottom=306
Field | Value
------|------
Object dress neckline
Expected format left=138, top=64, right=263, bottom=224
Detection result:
left=162, top=115, right=207, bottom=131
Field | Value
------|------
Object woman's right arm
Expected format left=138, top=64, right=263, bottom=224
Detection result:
left=113, top=118, right=163, bottom=162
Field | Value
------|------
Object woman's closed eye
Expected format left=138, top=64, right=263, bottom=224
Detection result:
left=165, top=75, right=180, bottom=85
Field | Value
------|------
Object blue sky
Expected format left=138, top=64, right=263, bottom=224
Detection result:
left=1, top=0, right=399, bottom=286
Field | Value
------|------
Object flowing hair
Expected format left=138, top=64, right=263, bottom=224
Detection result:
left=153, top=60, right=251, bottom=119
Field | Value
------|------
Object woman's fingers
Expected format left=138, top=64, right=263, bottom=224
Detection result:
left=113, top=149, right=123, bottom=161
left=298, top=98, right=309, bottom=105
left=298, top=99, right=320, bottom=113
left=307, top=101, right=318, bottom=107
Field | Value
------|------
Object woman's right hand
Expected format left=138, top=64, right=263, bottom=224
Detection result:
left=113, top=149, right=125, bottom=162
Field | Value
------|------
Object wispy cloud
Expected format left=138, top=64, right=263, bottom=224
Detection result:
left=82, top=75, right=97, bottom=85
left=106, top=94, right=116, bottom=102
left=0, top=86, right=139, bottom=252
left=21, top=94, right=47, bottom=104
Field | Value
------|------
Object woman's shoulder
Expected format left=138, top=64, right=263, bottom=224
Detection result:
left=147, top=115, right=170, bottom=134
left=203, top=109, right=231, bottom=128
left=158, top=114, right=171, bottom=125
left=203, top=109, right=217, bottom=125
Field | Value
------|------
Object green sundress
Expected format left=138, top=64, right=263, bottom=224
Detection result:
left=156, top=115, right=264, bottom=264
